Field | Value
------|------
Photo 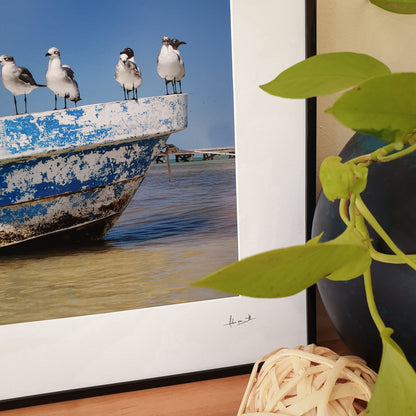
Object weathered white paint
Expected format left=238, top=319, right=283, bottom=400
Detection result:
left=1, top=177, right=142, bottom=246
left=0, top=95, right=188, bottom=247
left=0, top=95, right=187, bottom=160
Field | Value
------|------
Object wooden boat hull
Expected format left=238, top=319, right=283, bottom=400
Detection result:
left=0, top=95, right=187, bottom=248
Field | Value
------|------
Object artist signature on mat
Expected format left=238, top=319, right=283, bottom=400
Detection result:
left=224, top=314, right=256, bottom=328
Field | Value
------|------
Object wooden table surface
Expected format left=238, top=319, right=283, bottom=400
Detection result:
left=0, top=375, right=251, bottom=416
left=1, top=293, right=350, bottom=416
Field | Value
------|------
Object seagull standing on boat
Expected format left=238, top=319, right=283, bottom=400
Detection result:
left=169, top=38, right=186, bottom=94
left=157, top=36, right=176, bottom=95
left=0, top=54, right=46, bottom=115
left=45, top=47, right=81, bottom=110
left=115, top=47, right=143, bottom=100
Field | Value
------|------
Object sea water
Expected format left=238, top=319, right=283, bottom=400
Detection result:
left=0, top=158, right=237, bottom=325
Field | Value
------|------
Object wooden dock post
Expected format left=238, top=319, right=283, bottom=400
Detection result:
left=166, top=148, right=172, bottom=182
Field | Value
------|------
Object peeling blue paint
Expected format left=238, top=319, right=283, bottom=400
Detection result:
left=0, top=178, right=144, bottom=245
left=0, top=95, right=187, bottom=158
left=0, top=95, right=187, bottom=247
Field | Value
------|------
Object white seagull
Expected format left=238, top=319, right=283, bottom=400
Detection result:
left=115, top=47, right=142, bottom=100
left=157, top=36, right=175, bottom=95
left=0, top=54, right=46, bottom=115
left=45, top=47, right=81, bottom=110
left=170, top=38, right=186, bottom=94
left=157, top=36, right=186, bottom=95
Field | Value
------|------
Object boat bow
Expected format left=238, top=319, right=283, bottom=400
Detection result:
left=0, top=95, right=188, bottom=248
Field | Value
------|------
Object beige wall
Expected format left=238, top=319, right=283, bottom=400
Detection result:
left=317, top=0, right=416, bottom=187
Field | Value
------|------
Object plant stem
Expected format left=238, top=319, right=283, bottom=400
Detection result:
left=363, top=268, right=386, bottom=334
left=351, top=199, right=387, bottom=337
left=348, top=143, right=396, bottom=165
left=377, top=141, right=416, bottom=162
left=339, top=198, right=349, bottom=227
left=348, top=141, right=416, bottom=166
left=370, top=249, right=416, bottom=264
left=355, top=196, right=416, bottom=271
left=353, top=212, right=416, bottom=264
left=348, top=194, right=357, bottom=228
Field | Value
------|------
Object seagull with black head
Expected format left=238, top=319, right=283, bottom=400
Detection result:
left=157, top=36, right=186, bottom=94
left=115, top=47, right=143, bottom=100
left=170, top=38, right=186, bottom=94
left=157, top=36, right=175, bottom=95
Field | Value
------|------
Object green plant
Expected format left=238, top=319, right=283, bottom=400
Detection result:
left=193, top=2, right=416, bottom=414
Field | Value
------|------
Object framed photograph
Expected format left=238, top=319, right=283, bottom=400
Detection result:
left=0, top=0, right=315, bottom=407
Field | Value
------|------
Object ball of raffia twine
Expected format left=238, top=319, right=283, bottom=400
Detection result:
left=237, top=344, right=377, bottom=416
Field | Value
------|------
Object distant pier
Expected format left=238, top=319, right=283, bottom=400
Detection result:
left=156, top=144, right=235, bottom=163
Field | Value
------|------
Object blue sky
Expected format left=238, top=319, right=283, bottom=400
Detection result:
left=0, top=0, right=234, bottom=149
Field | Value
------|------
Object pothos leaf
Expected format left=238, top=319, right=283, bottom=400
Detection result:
left=193, top=229, right=371, bottom=298
left=327, top=73, right=416, bottom=144
left=260, top=52, right=391, bottom=98
left=365, top=328, right=416, bottom=415
left=370, top=0, right=416, bottom=14
left=320, top=156, right=368, bottom=201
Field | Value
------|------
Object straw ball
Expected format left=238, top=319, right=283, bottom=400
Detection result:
left=238, top=344, right=377, bottom=416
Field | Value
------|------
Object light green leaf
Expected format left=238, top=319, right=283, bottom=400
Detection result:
left=320, top=156, right=368, bottom=201
left=365, top=328, right=416, bottom=415
left=327, top=73, right=416, bottom=143
left=193, top=229, right=371, bottom=297
left=370, top=0, right=416, bottom=14
left=260, top=52, right=391, bottom=98
left=329, top=226, right=369, bottom=249
left=306, top=233, right=324, bottom=246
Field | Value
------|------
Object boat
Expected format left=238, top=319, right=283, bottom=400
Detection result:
left=0, top=94, right=187, bottom=248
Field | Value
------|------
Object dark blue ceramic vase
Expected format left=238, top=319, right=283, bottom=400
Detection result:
left=312, top=133, right=416, bottom=371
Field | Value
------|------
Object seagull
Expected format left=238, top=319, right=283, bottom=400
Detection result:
left=115, top=47, right=143, bottom=100
left=45, top=47, right=81, bottom=110
left=157, top=36, right=176, bottom=95
left=169, top=38, right=186, bottom=94
left=157, top=37, right=186, bottom=95
left=0, top=54, right=46, bottom=115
